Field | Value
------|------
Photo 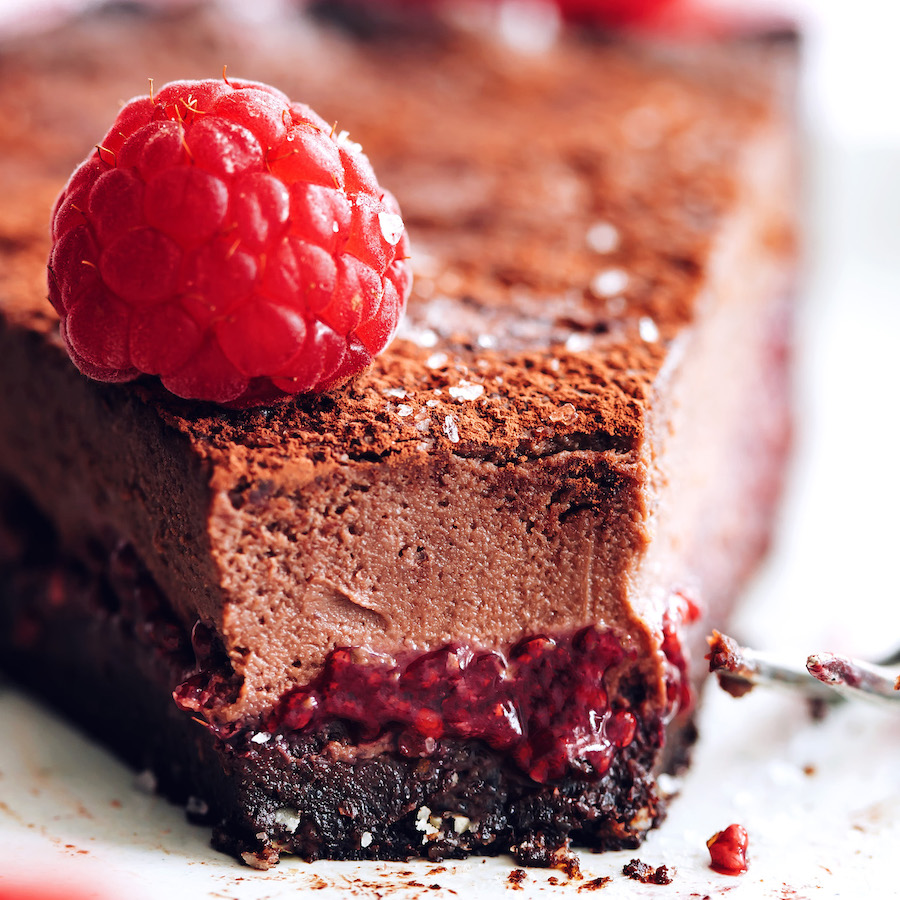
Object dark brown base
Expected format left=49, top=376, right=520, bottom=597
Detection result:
left=214, top=726, right=663, bottom=868
left=0, top=480, right=670, bottom=868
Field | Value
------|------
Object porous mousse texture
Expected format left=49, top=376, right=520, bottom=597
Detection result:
left=0, top=1, right=797, bottom=867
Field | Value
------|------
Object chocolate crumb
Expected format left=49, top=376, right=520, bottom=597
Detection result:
left=707, top=632, right=755, bottom=698
left=557, top=851, right=583, bottom=880
left=623, top=859, right=673, bottom=884
left=578, top=876, right=612, bottom=891
left=507, top=868, right=528, bottom=889
left=717, top=672, right=756, bottom=698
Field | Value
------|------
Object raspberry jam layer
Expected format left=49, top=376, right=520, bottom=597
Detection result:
left=181, top=625, right=676, bottom=786
left=170, top=604, right=693, bottom=786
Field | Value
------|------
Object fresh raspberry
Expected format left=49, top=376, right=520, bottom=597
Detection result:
left=48, top=77, right=412, bottom=406
left=553, top=0, right=675, bottom=25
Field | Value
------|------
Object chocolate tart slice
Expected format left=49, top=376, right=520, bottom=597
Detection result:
left=0, top=2, right=796, bottom=867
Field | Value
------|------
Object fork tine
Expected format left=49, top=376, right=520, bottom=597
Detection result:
left=806, top=652, right=900, bottom=702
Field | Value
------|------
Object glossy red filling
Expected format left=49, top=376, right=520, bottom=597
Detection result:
left=257, top=628, right=641, bottom=784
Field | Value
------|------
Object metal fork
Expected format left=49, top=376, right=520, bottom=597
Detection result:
left=707, top=631, right=900, bottom=708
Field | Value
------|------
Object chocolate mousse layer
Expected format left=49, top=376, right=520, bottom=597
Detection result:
left=0, top=2, right=796, bottom=865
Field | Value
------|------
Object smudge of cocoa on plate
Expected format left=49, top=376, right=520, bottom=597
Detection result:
left=578, top=876, right=612, bottom=891
left=623, top=859, right=674, bottom=884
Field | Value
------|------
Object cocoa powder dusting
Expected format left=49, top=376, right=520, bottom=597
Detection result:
left=0, top=0, right=786, bottom=481
left=579, top=876, right=613, bottom=891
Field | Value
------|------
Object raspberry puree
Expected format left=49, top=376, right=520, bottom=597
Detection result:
left=220, top=624, right=677, bottom=785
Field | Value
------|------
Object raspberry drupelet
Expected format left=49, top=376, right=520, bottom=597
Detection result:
left=48, top=77, right=412, bottom=407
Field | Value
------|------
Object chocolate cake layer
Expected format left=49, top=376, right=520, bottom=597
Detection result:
left=0, top=1, right=796, bottom=866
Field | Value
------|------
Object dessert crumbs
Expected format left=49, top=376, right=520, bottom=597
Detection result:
left=507, top=868, right=528, bottom=889
left=623, top=858, right=674, bottom=884
left=557, top=853, right=583, bottom=880
left=578, top=876, right=613, bottom=891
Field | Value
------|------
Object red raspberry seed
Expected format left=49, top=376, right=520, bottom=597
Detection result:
left=48, top=77, right=412, bottom=406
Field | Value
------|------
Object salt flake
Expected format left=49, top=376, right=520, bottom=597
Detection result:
left=586, top=221, right=620, bottom=254
left=639, top=316, right=659, bottom=342
left=449, top=380, right=484, bottom=401
left=590, top=268, right=629, bottom=298
left=565, top=333, right=592, bottom=353
left=443, top=415, right=460, bottom=443
left=549, top=403, right=578, bottom=425
left=273, top=808, right=302, bottom=834
left=415, top=328, right=438, bottom=347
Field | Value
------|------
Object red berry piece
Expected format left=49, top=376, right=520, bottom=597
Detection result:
left=707, top=824, right=749, bottom=875
left=48, top=78, right=412, bottom=406
left=275, top=690, right=320, bottom=732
